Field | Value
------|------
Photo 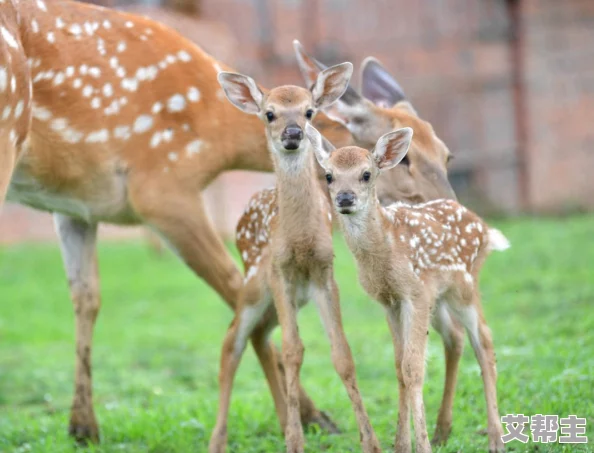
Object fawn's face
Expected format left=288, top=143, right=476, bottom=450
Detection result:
left=294, top=42, right=456, bottom=203
left=217, top=62, right=353, bottom=157
left=307, top=124, right=413, bottom=215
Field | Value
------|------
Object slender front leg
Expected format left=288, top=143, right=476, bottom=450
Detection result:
left=386, top=306, right=411, bottom=453
left=54, top=214, right=100, bottom=444
left=455, top=302, right=505, bottom=453
left=314, top=278, right=381, bottom=453
left=270, top=274, right=304, bottom=453
left=209, top=288, right=271, bottom=453
left=430, top=303, right=465, bottom=446
left=398, top=299, right=432, bottom=453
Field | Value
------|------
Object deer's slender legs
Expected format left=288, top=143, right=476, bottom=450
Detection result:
left=209, top=276, right=272, bottom=453
left=386, top=305, right=411, bottom=453
left=270, top=274, right=305, bottom=453
left=431, top=302, right=465, bottom=446
left=454, top=302, right=505, bottom=453
left=54, top=214, right=100, bottom=444
left=314, top=278, right=381, bottom=453
left=130, top=186, right=334, bottom=432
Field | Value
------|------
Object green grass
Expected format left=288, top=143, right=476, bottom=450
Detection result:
left=0, top=215, right=593, bottom=452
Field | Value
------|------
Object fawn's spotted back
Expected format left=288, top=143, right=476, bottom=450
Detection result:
left=382, top=199, right=499, bottom=282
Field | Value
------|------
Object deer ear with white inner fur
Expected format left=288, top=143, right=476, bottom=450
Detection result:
left=311, top=62, right=353, bottom=110
left=373, top=127, right=413, bottom=171
left=217, top=72, right=263, bottom=114
left=305, top=123, right=335, bottom=171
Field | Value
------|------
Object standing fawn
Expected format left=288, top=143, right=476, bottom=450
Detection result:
left=306, top=123, right=508, bottom=453
left=211, top=64, right=381, bottom=453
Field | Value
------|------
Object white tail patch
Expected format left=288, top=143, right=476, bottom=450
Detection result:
left=487, top=228, right=510, bottom=252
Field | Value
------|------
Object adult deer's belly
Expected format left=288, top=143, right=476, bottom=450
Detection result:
left=7, top=155, right=139, bottom=225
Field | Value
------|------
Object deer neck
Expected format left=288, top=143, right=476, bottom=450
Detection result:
left=338, top=196, right=390, bottom=261
left=272, top=143, right=325, bottom=238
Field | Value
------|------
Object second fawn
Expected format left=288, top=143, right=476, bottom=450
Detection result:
left=209, top=65, right=381, bottom=453
left=306, top=123, right=508, bottom=453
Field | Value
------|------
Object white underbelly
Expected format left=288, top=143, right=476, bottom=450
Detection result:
left=6, top=168, right=138, bottom=224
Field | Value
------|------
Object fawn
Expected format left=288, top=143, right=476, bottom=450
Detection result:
left=306, top=123, right=508, bottom=453
left=210, top=64, right=381, bottom=453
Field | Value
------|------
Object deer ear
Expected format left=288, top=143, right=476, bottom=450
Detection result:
left=293, top=40, right=324, bottom=91
left=373, top=127, right=413, bottom=171
left=311, top=62, right=353, bottom=109
left=305, top=123, right=335, bottom=171
left=217, top=71, right=263, bottom=114
left=361, top=57, right=406, bottom=108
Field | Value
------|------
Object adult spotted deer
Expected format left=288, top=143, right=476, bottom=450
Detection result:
left=1, top=0, right=455, bottom=444
left=210, top=64, right=380, bottom=453
left=307, top=123, right=508, bottom=453
left=0, top=0, right=32, bottom=206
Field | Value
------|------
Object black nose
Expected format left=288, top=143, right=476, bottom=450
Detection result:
left=336, top=191, right=356, bottom=207
left=282, top=126, right=303, bottom=141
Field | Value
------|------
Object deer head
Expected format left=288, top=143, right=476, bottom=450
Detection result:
left=294, top=41, right=456, bottom=205
left=217, top=62, right=353, bottom=162
left=306, top=122, right=413, bottom=216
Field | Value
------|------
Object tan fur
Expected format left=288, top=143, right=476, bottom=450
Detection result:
left=210, top=67, right=381, bottom=453
left=0, top=1, right=32, bottom=205
left=311, top=127, right=507, bottom=453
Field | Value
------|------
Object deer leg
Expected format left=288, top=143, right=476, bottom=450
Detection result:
left=430, top=302, right=465, bottom=446
left=314, top=278, right=381, bottom=453
left=209, top=278, right=271, bottom=453
left=386, top=305, right=411, bottom=453
left=404, top=301, right=432, bottom=453
left=270, top=275, right=305, bottom=453
left=454, top=302, right=505, bottom=453
left=131, top=189, right=336, bottom=431
left=54, top=214, right=100, bottom=444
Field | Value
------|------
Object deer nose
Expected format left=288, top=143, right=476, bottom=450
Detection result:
left=336, top=191, right=356, bottom=207
left=282, top=126, right=303, bottom=141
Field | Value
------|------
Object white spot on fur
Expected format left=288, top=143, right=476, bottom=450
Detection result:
left=168, top=152, right=178, bottom=162
left=185, top=140, right=202, bottom=156
left=14, top=101, right=24, bottom=119
left=68, top=24, right=82, bottom=36
left=178, top=50, right=192, bottom=62
left=86, top=129, right=109, bottom=143
left=187, top=86, right=200, bottom=103
left=82, top=85, right=93, bottom=97
left=133, top=115, right=153, bottom=134
left=114, top=125, right=131, bottom=140
left=36, top=0, right=47, bottom=11
left=102, top=83, right=113, bottom=97
left=151, top=102, right=163, bottom=114
left=0, top=67, right=6, bottom=92
left=121, top=78, right=138, bottom=92
left=167, top=94, right=186, bottom=112
left=1, top=27, right=18, bottom=49
left=116, top=41, right=127, bottom=53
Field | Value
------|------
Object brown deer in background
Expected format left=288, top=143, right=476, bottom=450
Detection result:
left=307, top=123, right=507, bottom=452
left=210, top=64, right=381, bottom=453
left=1, top=0, right=456, bottom=444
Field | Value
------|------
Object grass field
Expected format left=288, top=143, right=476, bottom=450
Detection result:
left=0, top=215, right=593, bottom=452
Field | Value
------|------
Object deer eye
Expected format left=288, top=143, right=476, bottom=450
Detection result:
left=266, top=112, right=275, bottom=123
left=362, top=171, right=371, bottom=182
left=305, top=109, right=314, bottom=120
left=325, top=173, right=333, bottom=184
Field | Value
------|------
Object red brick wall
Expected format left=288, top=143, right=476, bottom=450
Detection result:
left=523, top=0, right=594, bottom=211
